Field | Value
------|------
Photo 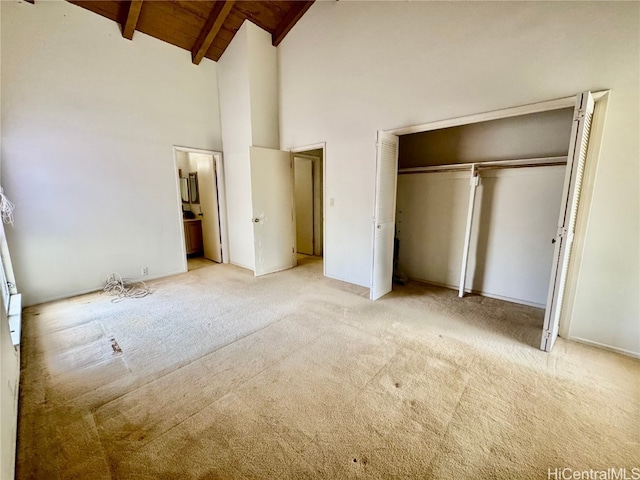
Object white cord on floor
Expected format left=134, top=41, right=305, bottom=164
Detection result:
left=0, top=187, right=15, bottom=225
left=104, top=272, right=151, bottom=302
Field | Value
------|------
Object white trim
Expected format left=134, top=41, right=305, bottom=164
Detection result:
left=230, top=260, right=254, bottom=271
left=289, top=142, right=326, bottom=153
left=386, top=90, right=609, bottom=136
left=566, top=336, right=640, bottom=359
left=324, top=272, right=371, bottom=291
left=289, top=142, right=327, bottom=277
left=173, top=145, right=221, bottom=156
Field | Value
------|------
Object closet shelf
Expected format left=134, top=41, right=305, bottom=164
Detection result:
left=398, top=156, right=568, bottom=174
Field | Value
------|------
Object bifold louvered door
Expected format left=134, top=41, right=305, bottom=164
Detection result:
left=370, top=131, right=399, bottom=300
left=541, top=91, right=595, bottom=351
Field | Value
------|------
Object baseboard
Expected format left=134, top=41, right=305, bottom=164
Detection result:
left=229, top=261, right=254, bottom=272
left=566, top=336, right=640, bottom=359
left=25, top=270, right=185, bottom=308
left=406, top=277, right=545, bottom=309
left=324, top=272, right=370, bottom=290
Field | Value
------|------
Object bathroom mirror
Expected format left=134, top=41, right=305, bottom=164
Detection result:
left=189, top=172, right=199, bottom=204
left=180, top=178, right=189, bottom=203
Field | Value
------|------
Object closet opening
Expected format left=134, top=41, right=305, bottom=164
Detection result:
left=370, top=91, right=608, bottom=352
left=395, top=108, right=573, bottom=308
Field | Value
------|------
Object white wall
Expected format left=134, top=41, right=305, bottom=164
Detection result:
left=278, top=2, right=640, bottom=355
left=0, top=303, right=18, bottom=480
left=397, top=167, right=565, bottom=307
left=1, top=1, right=222, bottom=306
left=247, top=24, right=279, bottom=150
left=218, top=21, right=279, bottom=271
left=0, top=7, right=20, bottom=478
left=218, top=22, right=255, bottom=270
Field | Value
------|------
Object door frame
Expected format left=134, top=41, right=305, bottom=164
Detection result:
left=172, top=146, right=230, bottom=271
left=289, top=143, right=326, bottom=276
left=377, top=91, right=609, bottom=341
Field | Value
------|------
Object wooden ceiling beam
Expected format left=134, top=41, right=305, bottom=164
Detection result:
left=122, top=0, right=143, bottom=40
left=192, top=0, right=236, bottom=65
left=272, top=1, right=314, bottom=47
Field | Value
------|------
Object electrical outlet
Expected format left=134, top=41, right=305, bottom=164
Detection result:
left=141, top=267, right=148, bottom=276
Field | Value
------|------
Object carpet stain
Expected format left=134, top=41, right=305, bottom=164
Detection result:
left=109, top=337, right=123, bottom=356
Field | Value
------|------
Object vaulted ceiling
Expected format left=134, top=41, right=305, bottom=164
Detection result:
left=68, top=0, right=315, bottom=64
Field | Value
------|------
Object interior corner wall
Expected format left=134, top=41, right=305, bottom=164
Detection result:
left=278, top=1, right=640, bottom=355
left=1, top=1, right=223, bottom=306
left=218, top=22, right=255, bottom=270
left=247, top=23, right=279, bottom=150
left=218, top=21, right=279, bottom=271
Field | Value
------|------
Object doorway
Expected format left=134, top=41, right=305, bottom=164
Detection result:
left=173, top=147, right=229, bottom=271
left=291, top=145, right=325, bottom=270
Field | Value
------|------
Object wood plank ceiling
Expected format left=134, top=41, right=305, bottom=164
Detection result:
left=68, top=0, right=315, bottom=64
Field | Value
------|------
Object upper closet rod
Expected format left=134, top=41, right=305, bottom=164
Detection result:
left=398, top=155, right=568, bottom=174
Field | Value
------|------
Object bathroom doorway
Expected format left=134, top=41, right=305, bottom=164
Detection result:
left=173, top=147, right=229, bottom=271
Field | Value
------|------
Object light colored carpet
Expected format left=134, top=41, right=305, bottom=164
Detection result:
left=17, top=256, right=640, bottom=479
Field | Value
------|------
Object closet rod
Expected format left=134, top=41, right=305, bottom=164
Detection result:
left=398, top=156, right=568, bottom=175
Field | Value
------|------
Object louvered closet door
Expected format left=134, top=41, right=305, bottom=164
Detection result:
left=370, top=131, right=399, bottom=300
left=541, top=91, right=595, bottom=352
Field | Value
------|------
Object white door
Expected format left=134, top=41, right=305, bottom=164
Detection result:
left=196, top=154, right=222, bottom=263
left=370, top=131, right=399, bottom=300
left=250, top=147, right=295, bottom=276
left=294, top=156, right=314, bottom=255
left=541, top=91, right=595, bottom=351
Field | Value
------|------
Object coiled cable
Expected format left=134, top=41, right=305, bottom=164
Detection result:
left=104, top=272, right=151, bottom=302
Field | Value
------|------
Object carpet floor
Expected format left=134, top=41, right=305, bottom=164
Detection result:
left=16, top=256, right=639, bottom=479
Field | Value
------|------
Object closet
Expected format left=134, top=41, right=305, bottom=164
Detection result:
left=371, top=92, right=599, bottom=351
left=395, top=108, right=574, bottom=308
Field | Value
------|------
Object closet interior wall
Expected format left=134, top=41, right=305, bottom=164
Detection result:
left=395, top=108, right=574, bottom=307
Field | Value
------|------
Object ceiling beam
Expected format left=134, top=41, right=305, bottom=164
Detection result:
left=272, top=1, right=314, bottom=47
left=122, top=0, right=143, bottom=41
left=192, top=0, right=236, bottom=65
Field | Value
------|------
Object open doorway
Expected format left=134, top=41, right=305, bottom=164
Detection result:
left=291, top=144, right=325, bottom=271
left=173, top=147, right=229, bottom=272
